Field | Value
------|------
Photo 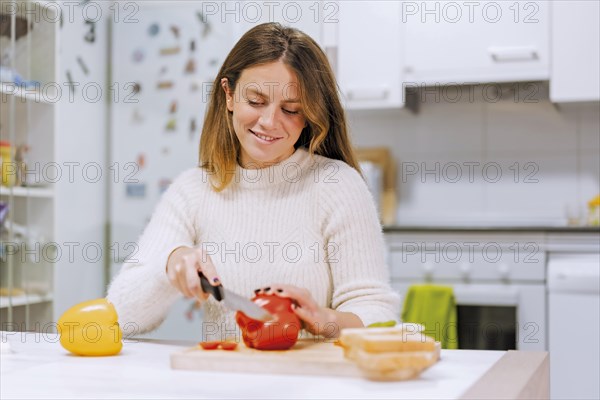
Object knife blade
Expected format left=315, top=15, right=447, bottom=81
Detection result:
left=198, top=272, right=274, bottom=322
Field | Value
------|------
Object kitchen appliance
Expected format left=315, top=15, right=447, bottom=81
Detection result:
left=388, top=235, right=547, bottom=351
left=548, top=253, right=600, bottom=400
left=109, top=4, right=236, bottom=341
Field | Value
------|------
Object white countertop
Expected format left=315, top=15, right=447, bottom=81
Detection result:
left=1, top=332, right=505, bottom=400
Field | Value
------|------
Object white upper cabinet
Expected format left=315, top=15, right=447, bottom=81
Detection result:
left=231, top=1, right=404, bottom=110
left=402, top=1, right=550, bottom=84
left=550, top=1, right=600, bottom=102
left=336, top=1, right=404, bottom=109
left=233, top=1, right=323, bottom=45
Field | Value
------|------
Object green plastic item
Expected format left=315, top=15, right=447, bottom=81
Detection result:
left=367, top=320, right=397, bottom=328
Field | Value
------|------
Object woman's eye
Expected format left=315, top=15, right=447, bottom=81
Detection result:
left=248, top=100, right=264, bottom=106
left=283, top=109, right=300, bottom=115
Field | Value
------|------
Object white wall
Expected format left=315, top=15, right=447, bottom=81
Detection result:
left=348, top=85, right=600, bottom=226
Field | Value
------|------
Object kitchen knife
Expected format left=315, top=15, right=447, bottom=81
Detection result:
left=198, top=272, right=274, bottom=322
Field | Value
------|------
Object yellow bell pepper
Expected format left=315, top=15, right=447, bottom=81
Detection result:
left=57, top=298, right=123, bottom=356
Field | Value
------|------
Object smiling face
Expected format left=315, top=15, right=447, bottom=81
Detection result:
left=223, top=60, right=307, bottom=169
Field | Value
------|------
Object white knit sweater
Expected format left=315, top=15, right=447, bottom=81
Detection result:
left=106, top=148, right=400, bottom=339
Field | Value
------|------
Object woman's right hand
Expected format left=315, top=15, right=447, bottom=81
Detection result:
left=166, top=246, right=221, bottom=301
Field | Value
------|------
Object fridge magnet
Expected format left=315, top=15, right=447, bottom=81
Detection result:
left=157, top=81, right=174, bottom=90
left=132, top=48, right=145, bottom=63
left=184, top=59, right=196, bottom=74
left=190, top=118, right=197, bottom=139
left=84, top=19, right=95, bottom=43
left=190, top=81, right=199, bottom=92
left=170, top=25, right=180, bottom=39
left=126, top=183, right=147, bottom=198
left=66, top=70, right=76, bottom=95
left=136, top=154, right=146, bottom=169
left=196, top=12, right=211, bottom=38
left=132, top=108, right=144, bottom=124
left=209, top=58, right=219, bottom=67
left=76, top=56, right=89, bottom=75
left=160, top=46, right=180, bottom=56
left=169, top=100, right=178, bottom=114
left=131, top=82, right=141, bottom=94
left=190, top=40, right=196, bottom=52
left=158, top=178, right=172, bottom=194
left=165, top=118, right=177, bottom=131
left=148, top=23, right=160, bottom=37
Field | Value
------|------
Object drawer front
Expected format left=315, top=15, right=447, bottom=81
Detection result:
left=389, top=240, right=545, bottom=282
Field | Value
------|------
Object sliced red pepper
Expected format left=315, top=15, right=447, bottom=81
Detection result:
left=199, top=341, right=221, bottom=350
left=199, top=341, right=238, bottom=350
left=220, top=342, right=238, bottom=351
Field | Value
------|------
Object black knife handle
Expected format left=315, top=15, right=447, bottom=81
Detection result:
left=198, top=271, right=224, bottom=301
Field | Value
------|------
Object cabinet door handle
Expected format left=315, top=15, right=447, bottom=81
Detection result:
left=489, top=47, right=539, bottom=62
left=347, top=87, right=389, bottom=101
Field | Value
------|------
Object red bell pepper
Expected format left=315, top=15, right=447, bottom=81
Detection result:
left=235, top=293, right=301, bottom=350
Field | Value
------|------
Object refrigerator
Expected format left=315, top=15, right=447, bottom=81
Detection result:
left=109, top=2, right=235, bottom=340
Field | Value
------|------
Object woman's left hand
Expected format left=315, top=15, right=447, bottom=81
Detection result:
left=254, top=284, right=340, bottom=338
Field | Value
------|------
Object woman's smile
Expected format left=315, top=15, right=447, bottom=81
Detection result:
left=250, top=129, right=283, bottom=143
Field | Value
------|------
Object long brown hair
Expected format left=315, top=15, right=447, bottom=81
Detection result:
left=199, top=22, right=360, bottom=191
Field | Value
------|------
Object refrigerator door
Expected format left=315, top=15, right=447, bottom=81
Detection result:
left=109, top=3, right=234, bottom=340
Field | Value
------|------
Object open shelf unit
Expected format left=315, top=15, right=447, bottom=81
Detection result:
left=1, top=0, right=58, bottom=331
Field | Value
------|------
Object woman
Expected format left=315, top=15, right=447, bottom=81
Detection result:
left=107, top=22, right=400, bottom=340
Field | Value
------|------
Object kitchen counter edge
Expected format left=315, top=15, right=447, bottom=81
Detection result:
left=383, top=226, right=600, bottom=233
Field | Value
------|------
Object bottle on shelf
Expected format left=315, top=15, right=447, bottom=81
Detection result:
left=0, top=141, right=16, bottom=187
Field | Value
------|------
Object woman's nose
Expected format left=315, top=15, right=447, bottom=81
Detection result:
left=258, top=105, right=279, bottom=129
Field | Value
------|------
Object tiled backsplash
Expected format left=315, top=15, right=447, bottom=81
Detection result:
left=348, top=85, right=600, bottom=226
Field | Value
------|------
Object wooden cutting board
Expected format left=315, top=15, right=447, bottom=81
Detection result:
left=170, top=339, right=363, bottom=377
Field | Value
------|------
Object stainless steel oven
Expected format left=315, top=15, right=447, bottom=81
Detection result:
left=386, top=232, right=546, bottom=351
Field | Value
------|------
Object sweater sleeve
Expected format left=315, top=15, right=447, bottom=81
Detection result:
left=319, top=162, right=401, bottom=327
left=106, top=169, right=198, bottom=335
